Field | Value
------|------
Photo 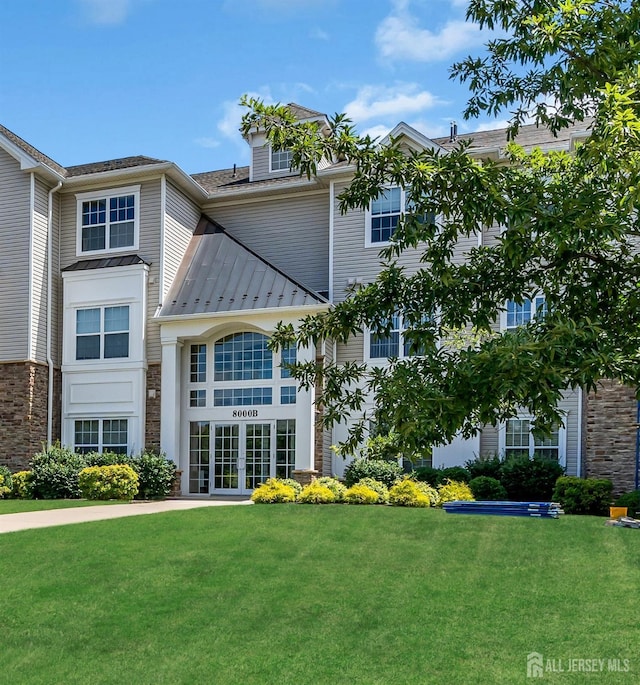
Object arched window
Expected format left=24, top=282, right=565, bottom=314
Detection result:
left=214, top=332, right=272, bottom=381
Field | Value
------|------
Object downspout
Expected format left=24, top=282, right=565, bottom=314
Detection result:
left=47, top=181, right=63, bottom=446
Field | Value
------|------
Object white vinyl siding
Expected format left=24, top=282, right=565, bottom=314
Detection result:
left=206, top=192, right=329, bottom=294
left=0, top=148, right=31, bottom=359
left=252, top=144, right=298, bottom=181
left=30, top=177, right=50, bottom=362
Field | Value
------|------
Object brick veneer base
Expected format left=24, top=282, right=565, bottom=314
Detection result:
left=0, top=361, right=60, bottom=471
left=584, top=380, right=638, bottom=495
left=145, top=363, right=161, bottom=452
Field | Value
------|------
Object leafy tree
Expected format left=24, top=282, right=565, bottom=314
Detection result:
left=241, top=0, right=640, bottom=456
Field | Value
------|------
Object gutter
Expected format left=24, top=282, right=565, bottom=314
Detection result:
left=47, top=181, right=63, bottom=446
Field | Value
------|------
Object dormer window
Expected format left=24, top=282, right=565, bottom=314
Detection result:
left=76, top=185, right=140, bottom=255
left=270, top=147, right=293, bottom=172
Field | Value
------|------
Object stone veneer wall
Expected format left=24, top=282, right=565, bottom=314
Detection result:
left=584, top=380, right=638, bottom=495
left=0, top=362, right=60, bottom=470
left=145, top=363, right=161, bottom=452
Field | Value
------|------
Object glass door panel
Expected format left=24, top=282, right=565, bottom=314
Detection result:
left=245, top=423, right=271, bottom=491
left=213, top=424, right=239, bottom=490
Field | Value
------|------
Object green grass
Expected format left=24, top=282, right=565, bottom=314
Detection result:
left=0, top=499, right=123, bottom=515
left=1, top=506, right=639, bottom=684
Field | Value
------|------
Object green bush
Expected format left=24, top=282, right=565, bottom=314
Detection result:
left=251, top=479, right=297, bottom=503
left=388, top=479, right=432, bottom=507
left=129, top=450, right=176, bottom=499
left=469, top=476, right=508, bottom=501
left=30, top=445, right=87, bottom=499
left=78, top=465, right=139, bottom=501
left=465, top=453, right=502, bottom=481
left=437, top=479, right=475, bottom=506
left=412, top=466, right=441, bottom=487
left=0, top=465, right=12, bottom=498
left=356, top=478, right=389, bottom=503
left=439, top=466, right=471, bottom=483
left=344, top=484, right=381, bottom=504
left=11, top=470, right=34, bottom=499
left=298, top=482, right=336, bottom=504
left=344, top=458, right=403, bottom=488
left=362, top=433, right=402, bottom=461
left=552, top=477, right=613, bottom=516
left=614, top=490, right=640, bottom=518
left=84, top=451, right=130, bottom=467
left=316, top=477, right=347, bottom=502
left=499, top=454, right=565, bottom=501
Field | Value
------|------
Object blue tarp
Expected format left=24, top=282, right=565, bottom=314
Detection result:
left=443, top=501, right=564, bottom=518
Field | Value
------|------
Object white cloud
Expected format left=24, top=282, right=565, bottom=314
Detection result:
left=310, top=27, right=330, bottom=41
left=194, top=137, right=221, bottom=149
left=344, top=84, right=444, bottom=123
left=375, top=2, right=487, bottom=62
left=473, top=119, right=509, bottom=133
left=77, top=0, right=137, bottom=25
left=360, top=124, right=393, bottom=141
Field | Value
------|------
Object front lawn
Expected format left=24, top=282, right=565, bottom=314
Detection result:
left=1, top=506, right=638, bottom=684
left=0, top=499, right=123, bottom=515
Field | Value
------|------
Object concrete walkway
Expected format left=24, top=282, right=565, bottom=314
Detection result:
left=0, top=498, right=253, bottom=534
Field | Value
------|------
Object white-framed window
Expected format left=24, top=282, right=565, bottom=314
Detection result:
left=365, top=186, right=436, bottom=247
left=76, top=185, right=140, bottom=255
left=76, top=305, right=129, bottom=360
left=505, top=296, right=547, bottom=329
left=499, top=416, right=566, bottom=466
left=74, top=418, right=128, bottom=455
left=270, top=147, right=293, bottom=172
left=366, top=312, right=429, bottom=361
left=186, top=333, right=297, bottom=408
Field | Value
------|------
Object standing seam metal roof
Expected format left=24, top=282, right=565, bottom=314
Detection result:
left=158, top=216, right=327, bottom=317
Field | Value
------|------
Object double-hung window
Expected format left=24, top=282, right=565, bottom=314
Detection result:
left=504, top=417, right=562, bottom=462
left=270, top=147, right=293, bottom=172
left=367, top=186, right=435, bottom=246
left=76, top=305, right=129, bottom=360
left=505, top=296, right=547, bottom=329
left=77, top=186, right=139, bottom=255
left=74, top=418, right=128, bottom=455
left=368, top=313, right=428, bottom=360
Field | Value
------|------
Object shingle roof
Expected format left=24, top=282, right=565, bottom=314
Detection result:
left=432, top=119, right=593, bottom=152
left=66, top=155, right=169, bottom=177
left=62, top=254, right=150, bottom=272
left=0, top=123, right=67, bottom=177
left=286, top=103, right=327, bottom=120
left=158, top=216, right=327, bottom=317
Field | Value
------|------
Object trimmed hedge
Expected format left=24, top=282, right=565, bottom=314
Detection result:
left=344, top=458, right=403, bottom=488
left=614, top=490, right=640, bottom=518
left=78, top=465, right=139, bottom=500
left=469, top=476, right=508, bottom=501
left=553, top=476, right=613, bottom=516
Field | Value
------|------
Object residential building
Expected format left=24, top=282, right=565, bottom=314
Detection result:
left=0, top=105, right=636, bottom=495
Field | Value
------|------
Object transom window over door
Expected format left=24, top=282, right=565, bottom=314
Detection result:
left=76, top=186, right=140, bottom=255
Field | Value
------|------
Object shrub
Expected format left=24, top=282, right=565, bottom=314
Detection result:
left=316, top=477, right=347, bottom=502
left=344, top=484, right=381, bottom=504
left=11, top=471, right=34, bottom=499
left=552, top=477, right=613, bottom=516
left=614, top=490, right=640, bottom=518
left=499, top=454, right=565, bottom=501
left=78, top=465, right=139, bottom=501
left=439, top=466, right=471, bottom=483
left=30, top=445, right=87, bottom=499
left=469, top=476, right=508, bottom=501
left=84, top=451, right=130, bottom=467
left=129, top=450, right=176, bottom=499
left=388, top=479, right=432, bottom=507
left=465, top=453, right=502, bottom=481
left=297, top=482, right=336, bottom=504
left=251, top=478, right=297, bottom=504
left=412, top=466, right=441, bottom=487
left=0, top=465, right=12, bottom=498
left=279, top=478, right=302, bottom=497
left=413, top=480, right=439, bottom=506
left=344, top=458, right=403, bottom=488
left=436, top=479, right=475, bottom=506
left=356, top=477, right=389, bottom=503
left=362, top=433, right=402, bottom=462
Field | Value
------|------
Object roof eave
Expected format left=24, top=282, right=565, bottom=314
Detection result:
left=155, top=302, right=331, bottom=324
left=0, top=136, right=66, bottom=182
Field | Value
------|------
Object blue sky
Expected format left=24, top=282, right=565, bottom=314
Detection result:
left=0, top=0, right=503, bottom=175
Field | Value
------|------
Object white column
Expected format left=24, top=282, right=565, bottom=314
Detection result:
left=160, top=339, right=183, bottom=465
left=294, top=342, right=316, bottom=470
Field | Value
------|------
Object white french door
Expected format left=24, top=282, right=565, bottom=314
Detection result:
left=212, top=422, right=273, bottom=495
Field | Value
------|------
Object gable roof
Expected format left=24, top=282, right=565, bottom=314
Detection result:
left=158, top=216, right=327, bottom=318
left=66, top=156, right=169, bottom=177
left=0, top=123, right=67, bottom=178
left=286, top=103, right=327, bottom=120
